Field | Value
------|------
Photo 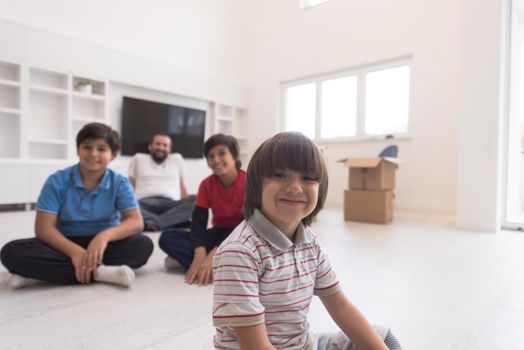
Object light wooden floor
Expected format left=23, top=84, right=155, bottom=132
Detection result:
left=1, top=208, right=524, bottom=350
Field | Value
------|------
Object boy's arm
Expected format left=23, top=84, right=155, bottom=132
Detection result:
left=35, top=211, right=90, bottom=283
left=180, top=176, right=188, bottom=199
left=185, top=206, right=208, bottom=284
left=128, top=156, right=137, bottom=189
left=320, top=291, right=388, bottom=350
left=234, top=324, right=277, bottom=350
left=85, top=208, right=144, bottom=271
left=128, top=176, right=136, bottom=189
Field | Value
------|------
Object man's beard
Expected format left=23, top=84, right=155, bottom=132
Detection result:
left=151, top=151, right=168, bottom=164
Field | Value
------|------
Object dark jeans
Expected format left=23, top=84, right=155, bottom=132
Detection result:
left=139, top=195, right=195, bottom=231
left=0, top=234, right=154, bottom=284
left=158, top=228, right=232, bottom=269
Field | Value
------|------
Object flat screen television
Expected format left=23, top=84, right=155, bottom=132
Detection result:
left=121, top=96, right=206, bottom=158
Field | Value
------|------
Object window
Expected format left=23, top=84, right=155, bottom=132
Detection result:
left=281, top=59, right=411, bottom=140
left=284, top=83, right=316, bottom=139
left=365, top=66, right=410, bottom=135
left=300, top=0, right=329, bottom=10
left=320, top=76, right=357, bottom=138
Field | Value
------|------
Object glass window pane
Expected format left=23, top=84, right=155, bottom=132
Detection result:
left=320, top=75, right=357, bottom=138
left=284, top=83, right=316, bottom=139
left=365, top=65, right=410, bottom=135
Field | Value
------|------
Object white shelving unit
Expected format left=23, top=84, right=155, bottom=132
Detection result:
left=213, top=103, right=249, bottom=167
left=0, top=61, right=108, bottom=161
left=28, top=68, right=69, bottom=159
left=70, top=76, right=108, bottom=157
left=0, top=61, right=21, bottom=158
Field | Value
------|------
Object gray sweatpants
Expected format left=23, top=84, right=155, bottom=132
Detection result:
left=139, top=195, right=195, bottom=231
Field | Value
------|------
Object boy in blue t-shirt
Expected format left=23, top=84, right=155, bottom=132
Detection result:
left=0, top=123, right=153, bottom=288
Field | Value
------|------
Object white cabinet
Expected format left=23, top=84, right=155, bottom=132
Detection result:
left=29, top=163, right=66, bottom=202
left=213, top=103, right=250, bottom=167
left=0, top=61, right=21, bottom=158
left=0, top=164, right=30, bottom=204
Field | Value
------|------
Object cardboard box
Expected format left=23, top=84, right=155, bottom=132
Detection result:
left=339, top=157, right=400, bottom=191
left=344, top=190, right=393, bottom=224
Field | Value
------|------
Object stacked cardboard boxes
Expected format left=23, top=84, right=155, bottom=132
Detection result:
left=339, top=157, right=401, bottom=224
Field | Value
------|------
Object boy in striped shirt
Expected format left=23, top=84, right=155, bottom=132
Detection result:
left=212, top=132, right=401, bottom=349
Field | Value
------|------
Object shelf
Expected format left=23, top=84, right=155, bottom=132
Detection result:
left=0, top=107, right=21, bottom=115
left=29, top=85, right=68, bottom=96
left=72, top=91, right=105, bottom=100
left=29, top=90, right=68, bottom=140
left=217, top=104, right=233, bottom=119
left=30, top=68, right=67, bottom=90
left=29, top=138, right=68, bottom=145
left=217, top=119, right=234, bottom=135
left=72, top=95, right=105, bottom=120
left=0, top=85, right=21, bottom=109
left=0, top=112, right=20, bottom=158
left=72, top=76, right=106, bottom=97
left=72, top=116, right=105, bottom=123
left=0, top=61, right=20, bottom=82
left=29, top=142, right=68, bottom=160
left=217, top=115, right=233, bottom=122
left=0, top=79, right=21, bottom=87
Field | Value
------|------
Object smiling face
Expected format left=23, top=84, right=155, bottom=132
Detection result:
left=261, top=169, right=319, bottom=238
left=206, top=144, right=238, bottom=179
left=148, top=135, right=171, bottom=163
left=77, top=138, right=115, bottom=175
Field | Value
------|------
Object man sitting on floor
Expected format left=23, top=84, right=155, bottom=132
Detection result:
left=128, top=133, right=195, bottom=231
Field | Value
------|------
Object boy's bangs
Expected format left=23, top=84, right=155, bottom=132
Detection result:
left=263, top=135, right=323, bottom=180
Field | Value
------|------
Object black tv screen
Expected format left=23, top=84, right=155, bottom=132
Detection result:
left=121, top=96, right=206, bottom=158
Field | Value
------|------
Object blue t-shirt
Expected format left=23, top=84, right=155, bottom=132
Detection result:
left=36, top=164, right=139, bottom=237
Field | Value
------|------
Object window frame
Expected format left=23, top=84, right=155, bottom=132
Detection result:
left=300, top=0, right=329, bottom=10
left=280, top=56, right=413, bottom=142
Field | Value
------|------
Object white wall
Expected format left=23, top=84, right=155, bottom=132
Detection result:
left=456, top=0, right=506, bottom=231
left=246, top=0, right=461, bottom=212
left=0, top=0, right=250, bottom=86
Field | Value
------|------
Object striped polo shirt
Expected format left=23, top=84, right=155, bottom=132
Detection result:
left=212, top=209, right=341, bottom=349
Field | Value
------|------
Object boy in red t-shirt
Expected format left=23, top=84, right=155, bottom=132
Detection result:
left=159, top=134, right=245, bottom=286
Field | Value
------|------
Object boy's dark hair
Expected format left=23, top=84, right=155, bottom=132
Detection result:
left=204, top=134, right=242, bottom=170
left=244, top=132, right=328, bottom=227
left=76, top=122, right=121, bottom=155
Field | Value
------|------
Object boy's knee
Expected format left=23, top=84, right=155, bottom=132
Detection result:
left=126, top=234, right=154, bottom=268
left=139, top=234, right=154, bottom=259
left=1, top=241, right=20, bottom=271
left=158, top=229, right=182, bottom=250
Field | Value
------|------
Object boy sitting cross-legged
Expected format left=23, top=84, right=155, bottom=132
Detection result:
left=1, top=122, right=153, bottom=288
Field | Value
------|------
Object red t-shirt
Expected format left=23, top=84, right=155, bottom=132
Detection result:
left=195, top=170, right=246, bottom=228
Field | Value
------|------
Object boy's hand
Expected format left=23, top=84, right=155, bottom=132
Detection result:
left=196, top=255, right=214, bottom=286
left=71, top=249, right=90, bottom=284
left=86, top=234, right=109, bottom=278
left=185, top=256, right=204, bottom=284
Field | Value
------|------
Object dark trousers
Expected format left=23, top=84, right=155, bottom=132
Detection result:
left=139, top=195, right=195, bottom=231
left=158, top=228, right=232, bottom=269
left=0, top=234, right=154, bottom=285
